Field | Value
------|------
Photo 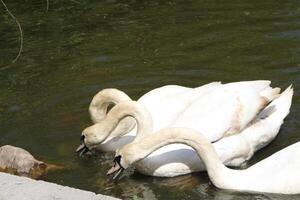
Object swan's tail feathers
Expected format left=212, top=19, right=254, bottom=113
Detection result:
left=243, top=85, right=293, bottom=153
left=237, top=80, right=280, bottom=101
left=260, top=87, right=281, bottom=102
left=258, top=85, right=293, bottom=123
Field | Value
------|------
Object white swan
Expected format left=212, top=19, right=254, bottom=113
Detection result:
left=128, top=86, right=293, bottom=177
left=107, top=115, right=298, bottom=194
left=169, top=80, right=281, bottom=142
left=78, top=82, right=288, bottom=177
left=81, top=81, right=279, bottom=151
left=87, top=83, right=222, bottom=151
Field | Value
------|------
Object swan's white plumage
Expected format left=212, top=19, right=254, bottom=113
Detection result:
left=116, top=90, right=298, bottom=194
left=97, top=82, right=222, bottom=151
left=134, top=86, right=293, bottom=177
left=118, top=125, right=300, bottom=194
left=173, top=81, right=279, bottom=142
left=99, top=81, right=279, bottom=151
left=137, top=82, right=222, bottom=132
left=84, top=81, right=291, bottom=178
left=238, top=141, right=300, bottom=194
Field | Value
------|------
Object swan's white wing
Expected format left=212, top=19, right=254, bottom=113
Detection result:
left=215, top=86, right=293, bottom=166
left=99, top=83, right=222, bottom=151
left=173, top=81, right=279, bottom=142
left=137, top=82, right=222, bottom=132
left=135, top=85, right=292, bottom=178
left=243, top=86, right=293, bottom=151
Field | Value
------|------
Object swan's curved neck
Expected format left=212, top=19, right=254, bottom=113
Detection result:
left=105, top=101, right=153, bottom=141
left=125, top=128, right=238, bottom=189
left=89, top=88, right=132, bottom=123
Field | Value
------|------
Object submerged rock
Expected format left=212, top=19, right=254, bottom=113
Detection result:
left=0, top=145, right=61, bottom=179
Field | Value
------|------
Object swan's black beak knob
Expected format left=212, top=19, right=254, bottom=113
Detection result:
left=76, top=135, right=90, bottom=157
left=80, top=135, right=85, bottom=142
left=107, top=156, right=125, bottom=180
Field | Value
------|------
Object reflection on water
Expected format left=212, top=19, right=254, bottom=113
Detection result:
left=1, top=0, right=300, bottom=199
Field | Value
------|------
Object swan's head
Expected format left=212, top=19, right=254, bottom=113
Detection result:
left=76, top=122, right=112, bottom=156
left=107, top=144, right=140, bottom=180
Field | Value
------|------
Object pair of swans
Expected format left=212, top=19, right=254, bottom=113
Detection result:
left=87, top=80, right=280, bottom=148
left=77, top=81, right=291, bottom=177
left=87, top=82, right=223, bottom=151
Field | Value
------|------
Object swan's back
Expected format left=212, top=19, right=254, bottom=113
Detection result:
left=137, top=82, right=221, bottom=132
left=172, top=80, right=279, bottom=142
left=242, top=142, right=300, bottom=194
left=249, top=141, right=300, bottom=172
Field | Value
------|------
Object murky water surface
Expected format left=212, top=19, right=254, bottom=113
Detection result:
left=1, top=0, right=300, bottom=199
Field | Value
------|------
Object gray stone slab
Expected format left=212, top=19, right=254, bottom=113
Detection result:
left=0, top=172, right=120, bottom=200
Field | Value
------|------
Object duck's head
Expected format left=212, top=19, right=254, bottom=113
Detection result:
left=76, top=122, right=112, bottom=156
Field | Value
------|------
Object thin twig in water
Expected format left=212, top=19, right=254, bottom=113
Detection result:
left=69, top=0, right=82, bottom=5
left=0, top=0, right=23, bottom=70
left=46, top=0, right=49, bottom=12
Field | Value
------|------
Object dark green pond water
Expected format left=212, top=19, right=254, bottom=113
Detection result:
left=1, top=0, right=300, bottom=199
